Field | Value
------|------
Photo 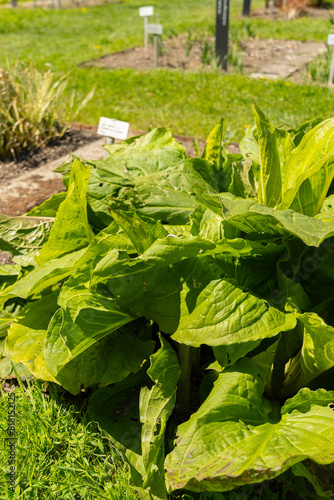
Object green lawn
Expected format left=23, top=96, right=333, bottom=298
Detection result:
left=0, top=379, right=140, bottom=499
left=1, top=0, right=334, bottom=140
left=2, top=3, right=334, bottom=498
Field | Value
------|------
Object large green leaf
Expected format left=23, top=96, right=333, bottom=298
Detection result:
left=26, top=192, right=67, bottom=218
left=278, top=312, right=334, bottom=398
left=253, top=104, right=291, bottom=208
left=165, top=361, right=334, bottom=493
left=201, top=120, right=255, bottom=198
left=227, top=157, right=257, bottom=199
left=0, top=264, right=21, bottom=292
left=198, top=192, right=334, bottom=247
left=241, top=109, right=334, bottom=216
left=36, top=159, right=94, bottom=265
left=88, top=336, right=180, bottom=500
left=202, top=120, right=224, bottom=166
left=278, top=118, right=334, bottom=215
left=0, top=214, right=53, bottom=262
left=190, top=205, right=233, bottom=240
left=139, top=335, right=180, bottom=499
left=171, top=275, right=296, bottom=347
left=44, top=283, right=136, bottom=380
left=48, top=319, right=154, bottom=395
left=0, top=219, right=137, bottom=308
left=97, top=233, right=282, bottom=337
left=112, top=158, right=225, bottom=225
left=88, top=372, right=148, bottom=490
left=101, top=257, right=182, bottom=334
left=104, top=127, right=185, bottom=157
left=0, top=248, right=86, bottom=307
left=6, top=291, right=59, bottom=381
left=111, top=211, right=168, bottom=255
left=239, top=124, right=260, bottom=167
left=78, top=128, right=186, bottom=227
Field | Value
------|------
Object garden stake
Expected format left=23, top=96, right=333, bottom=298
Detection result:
left=103, top=137, right=114, bottom=158
left=327, top=35, right=334, bottom=86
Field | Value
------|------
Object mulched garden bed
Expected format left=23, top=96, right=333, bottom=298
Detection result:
left=0, top=126, right=100, bottom=183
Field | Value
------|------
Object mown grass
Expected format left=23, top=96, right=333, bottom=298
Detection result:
left=0, top=0, right=334, bottom=140
left=74, top=68, right=334, bottom=140
left=0, top=378, right=139, bottom=499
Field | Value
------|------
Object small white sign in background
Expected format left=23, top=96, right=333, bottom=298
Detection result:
left=97, top=117, right=129, bottom=140
left=147, top=23, right=163, bottom=35
left=328, top=34, right=334, bottom=46
left=139, top=6, right=154, bottom=17
left=328, top=34, right=334, bottom=86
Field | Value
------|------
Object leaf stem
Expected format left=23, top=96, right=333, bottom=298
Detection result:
left=176, top=344, right=193, bottom=415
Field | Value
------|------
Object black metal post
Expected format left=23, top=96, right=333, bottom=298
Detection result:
left=215, top=0, right=230, bottom=71
left=242, top=0, right=251, bottom=16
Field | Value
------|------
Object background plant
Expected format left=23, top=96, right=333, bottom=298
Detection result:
left=0, top=107, right=334, bottom=498
left=0, top=1, right=333, bottom=141
left=307, top=47, right=332, bottom=84
left=0, top=61, right=93, bottom=160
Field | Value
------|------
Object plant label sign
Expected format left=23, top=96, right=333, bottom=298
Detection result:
left=328, top=34, right=334, bottom=46
left=147, top=23, right=163, bottom=35
left=242, top=0, right=251, bottom=16
left=97, top=117, right=129, bottom=140
left=139, top=6, right=154, bottom=50
left=328, top=35, right=334, bottom=86
left=139, top=6, right=153, bottom=17
left=215, top=0, right=230, bottom=71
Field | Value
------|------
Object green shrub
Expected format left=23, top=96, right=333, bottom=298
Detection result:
left=0, top=62, right=93, bottom=160
left=1, top=106, right=334, bottom=499
left=307, top=47, right=332, bottom=84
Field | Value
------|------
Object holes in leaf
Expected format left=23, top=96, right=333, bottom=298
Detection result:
left=99, top=183, right=103, bottom=187
left=329, top=403, right=334, bottom=410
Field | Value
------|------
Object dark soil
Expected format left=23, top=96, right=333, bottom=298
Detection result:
left=0, top=127, right=99, bottom=183
left=82, top=35, right=310, bottom=75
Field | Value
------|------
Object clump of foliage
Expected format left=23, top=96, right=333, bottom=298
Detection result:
left=0, top=62, right=93, bottom=160
left=180, top=29, right=243, bottom=73
left=307, top=47, right=332, bottom=84
left=0, top=104, right=334, bottom=499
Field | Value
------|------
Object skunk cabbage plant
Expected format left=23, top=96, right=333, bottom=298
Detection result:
left=1, top=104, right=334, bottom=498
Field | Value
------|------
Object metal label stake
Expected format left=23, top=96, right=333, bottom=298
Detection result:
left=215, top=0, right=230, bottom=71
left=242, top=0, right=251, bottom=16
left=328, top=34, right=334, bottom=86
left=139, top=6, right=154, bottom=51
left=147, top=24, right=163, bottom=67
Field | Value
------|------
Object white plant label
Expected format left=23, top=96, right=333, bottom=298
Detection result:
left=139, top=6, right=153, bottom=17
left=97, top=117, right=129, bottom=140
left=147, top=23, right=163, bottom=35
left=328, top=34, right=334, bottom=46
